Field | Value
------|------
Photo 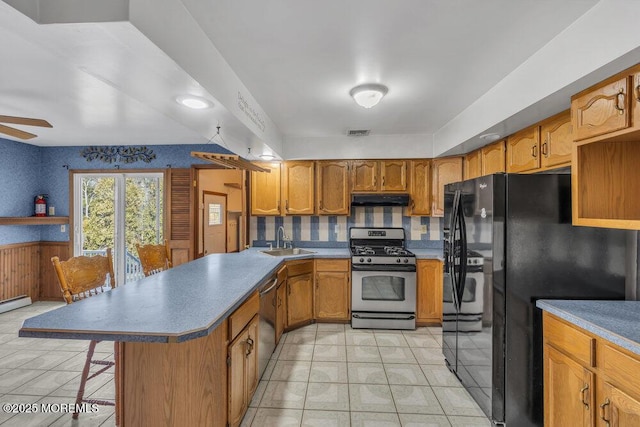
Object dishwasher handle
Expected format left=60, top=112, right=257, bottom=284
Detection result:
left=259, top=277, right=278, bottom=296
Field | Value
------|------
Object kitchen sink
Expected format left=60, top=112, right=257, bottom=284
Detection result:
left=260, top=248, right=315, bottom=257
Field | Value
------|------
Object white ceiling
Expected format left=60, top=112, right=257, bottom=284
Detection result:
left=1, top=0, right=639, bottom=160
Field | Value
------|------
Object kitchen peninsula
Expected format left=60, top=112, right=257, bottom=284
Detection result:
left=19, top=248, right=441, bottom=426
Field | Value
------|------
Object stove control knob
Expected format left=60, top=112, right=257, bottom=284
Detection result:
left=404, top=258, right=409, bottom=263
left=367, top=258, right=372, bottom=263
left=396, top=258, right=401, bottom=263
left=359, top=258, right=364, bottom=263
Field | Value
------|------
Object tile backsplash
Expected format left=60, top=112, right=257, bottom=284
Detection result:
left=250, top=206, right=443, bottom=249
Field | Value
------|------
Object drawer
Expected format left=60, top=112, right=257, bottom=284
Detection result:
left=286, top=260, right=313, bottom=277
left=316, top=259, right=349, bottom=272
left=543, top=312, right=595, bottom=367
left=277, top=265, right=287, bottom=284
left=228, top=291, right=259, bottom=340
left=600, top=343, right=640, bottom=398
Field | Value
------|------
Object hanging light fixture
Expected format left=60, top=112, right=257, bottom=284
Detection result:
left=349, top=83, right=388, bottom=109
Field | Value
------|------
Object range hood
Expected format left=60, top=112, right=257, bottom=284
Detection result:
left=351, top=193, right=411, bottom=206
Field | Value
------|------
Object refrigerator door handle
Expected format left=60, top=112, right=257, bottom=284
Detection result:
left=450, top=190, right=461, bottom=309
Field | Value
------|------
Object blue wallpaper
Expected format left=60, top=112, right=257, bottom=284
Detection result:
left=251, top=207, right=444, bottom=249
left=0, top=138, right=230, bottom=244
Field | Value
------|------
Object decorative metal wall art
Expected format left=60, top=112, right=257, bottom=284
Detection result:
left=80, top=146, right=156, bottom=164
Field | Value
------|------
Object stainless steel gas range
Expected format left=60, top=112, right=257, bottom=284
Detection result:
left=349, top=227, right=417, bottom=330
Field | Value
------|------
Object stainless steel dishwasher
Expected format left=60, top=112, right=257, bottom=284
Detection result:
left=258, top=275, right=277, bottom=379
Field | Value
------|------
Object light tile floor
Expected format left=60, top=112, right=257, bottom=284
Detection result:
left=0, top=302, right=490, bottom=426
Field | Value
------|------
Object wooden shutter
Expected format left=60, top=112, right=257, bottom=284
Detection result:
left=166, top=168, right=194, bottom=266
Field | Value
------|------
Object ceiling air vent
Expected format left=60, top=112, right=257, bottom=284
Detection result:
left=347, top=129, right=370, bottom=137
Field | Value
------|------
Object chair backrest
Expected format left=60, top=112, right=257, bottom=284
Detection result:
left=136, top=240, right=172, bottom=277
left=52, top=249, right=116, bottom=304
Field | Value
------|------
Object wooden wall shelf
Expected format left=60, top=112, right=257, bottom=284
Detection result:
left=0, top=217, right=69, bottom=225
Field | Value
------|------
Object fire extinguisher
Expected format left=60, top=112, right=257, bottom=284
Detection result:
left=34, top=194, right=48, bottom=217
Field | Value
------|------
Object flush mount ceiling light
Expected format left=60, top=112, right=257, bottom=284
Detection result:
left=175, top=95, right=213, bottom=110
left=259, top=153, right=275, bottom=160
left=349, top=83, right=388, bottom=109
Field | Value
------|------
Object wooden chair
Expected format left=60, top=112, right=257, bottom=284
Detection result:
left=136, top=240, right=172, bottom=276
left=51, top=249, right=118, bottom=421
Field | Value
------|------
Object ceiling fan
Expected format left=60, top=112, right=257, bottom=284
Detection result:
left=0, top=115, right=52, bottom=140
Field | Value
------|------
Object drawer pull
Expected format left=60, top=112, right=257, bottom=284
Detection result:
left=599, top=398, right=610, bottom=426
left=615, top=89, right=625, bottom=115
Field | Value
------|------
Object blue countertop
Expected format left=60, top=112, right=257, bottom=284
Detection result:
left=20, top=248, right=349, bottom=343
left=411, top=249, right=443, bottom=260
left=537, top=300, right=640, bottom=356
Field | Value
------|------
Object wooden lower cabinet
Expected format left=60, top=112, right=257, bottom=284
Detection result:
left=275, top=266, right=288, bottom=345
left=543, top=312, right=640, bottom=427
left=544, top=345, right=594, bottom=427
left=416, top=259, right=443, bottom=325
left=228, top=315, right=259, bottom=427
left=314, top=259, right=350, bottom=321
left=286, top=260, right=314, bottom=329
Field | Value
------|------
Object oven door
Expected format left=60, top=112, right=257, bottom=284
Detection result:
left=351, top=269, right=416, bottom=313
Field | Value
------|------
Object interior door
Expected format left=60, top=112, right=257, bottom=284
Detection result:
left=203, top=192, right=226, bottom=255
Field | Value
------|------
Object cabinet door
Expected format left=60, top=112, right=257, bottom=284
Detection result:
left=316, top=161, right=350, bottom=215
left=276, top=282, right=286, bottom=345
left=572, top=76, right=630, bottom=141
left=633, top=71, right=640, bottom=136
left=600, top=382, right=640, bottom=427
left=507, top=126, right=540, bottom=173
left=380, top=160, right=407, bottom=191
left=481, top=140, right=506, bottom=175
left=408, top=160, right=431, bottom=216
left=463, top=150, right=482, bottom=180
left=541, top=111, right=572, bottom=169
left=245, top=316, right=259, bottom=398
left=351, top=161, right=378, bottom=192
left=314, top=271, right=349, bottom=321
left=431, top=157, right=463, bottom=217
left=287, top=273, right=313, bottom=328
left=416, top=260, right=443, bottom=324
left=282, top=161, right=315, bottom=215
left=544, top=345, right=594, bottom=427
left=228, top=327, right=249, bottom=427
left=251, top=163, right=281, bottom=216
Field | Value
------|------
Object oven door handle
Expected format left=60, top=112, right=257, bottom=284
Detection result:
left=352, top=313, right=416, bottom=320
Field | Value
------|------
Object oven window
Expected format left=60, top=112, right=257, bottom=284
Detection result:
left=361, top=276, right=405, bottom=301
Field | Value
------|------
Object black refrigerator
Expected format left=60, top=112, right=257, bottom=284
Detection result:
left=442, top=173, right=627, bottom=426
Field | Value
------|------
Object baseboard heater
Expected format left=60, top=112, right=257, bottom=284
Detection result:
left=0, top=295, right=32, bottom=315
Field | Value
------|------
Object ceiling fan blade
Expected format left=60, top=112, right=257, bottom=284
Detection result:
left=0, top=124, right=37, bottom=140
left=0, top=115, right=52, bottom=128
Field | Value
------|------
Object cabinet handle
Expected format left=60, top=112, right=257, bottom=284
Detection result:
left=635, top=83, right=640, bottom=102
left=246, top=337, right=254, bottom=357
left=580, top=383, right=589, bottom=409
left=382, top=176, right=385, bottom=187
left=277, top=200, right=281, bottom=211
left=319, top=200, right=324, bottom=211
left=615, top=89, right=625, bottom=115
left=531, top=145, right=538, bottom=158
left=288, top=283, right=291, bottom=296
left=373, top=176, right=377, bottom=187
left=285, top=199, right=289, bottom=212
left=542, top=137, right=549, bottom=157
left=599, top=398, right=610, bottom=426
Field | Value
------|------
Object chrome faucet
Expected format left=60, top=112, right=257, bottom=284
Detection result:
left=277, top=226, right=286, bottom=249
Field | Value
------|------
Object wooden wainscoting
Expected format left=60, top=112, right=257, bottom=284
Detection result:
left=0, top=241, right=70, bottom=303
left=0, top=242, right=40, bottom=302
left=39, top=241, right=70, bottom=301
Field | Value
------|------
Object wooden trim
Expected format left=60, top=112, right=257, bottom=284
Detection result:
left=0, top=241, right=40, bottom=302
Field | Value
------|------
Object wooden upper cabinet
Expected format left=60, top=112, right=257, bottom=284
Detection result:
left=316, top=161, right=350, bottom=215
left=351, top=160, right=378, bottom=192
left=540, top=110, right=572, bottom=169
left=572, top=75, right=630, bottom=142
left=282, top=161, right=315, bottom=215
left=463, top=150, right=482, bottom=180
left=250, top=163, right=281, bottom=216
left=431, top=157, right=463, bottom=217
left=506, top=126, right=540, bottom=173
left=408, top=160, right=431, bottom=216
left=481, top=140, right=506, bottom=175
left=380, top=160, right=407, bottom=191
